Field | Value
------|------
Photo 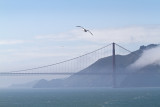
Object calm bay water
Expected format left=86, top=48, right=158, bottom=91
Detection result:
left=0, top=88, right=160, bottom=107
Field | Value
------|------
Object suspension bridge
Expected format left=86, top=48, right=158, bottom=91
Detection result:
left=0, top=42, right=139, bottom=87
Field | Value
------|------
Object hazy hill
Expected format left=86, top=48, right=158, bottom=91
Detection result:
left=33, top=44, right=160, bottom=88
left=10, top=80, right=38, bottom=88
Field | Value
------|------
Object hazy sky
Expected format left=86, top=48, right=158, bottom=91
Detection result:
left=0, top=0, right=160, bottom=72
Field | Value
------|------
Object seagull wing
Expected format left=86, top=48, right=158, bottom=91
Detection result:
left=76, top=26, right=85, bottom=30
left=87, top=30, right=93, bottom=36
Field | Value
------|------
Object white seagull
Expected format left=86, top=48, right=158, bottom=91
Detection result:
left=76, top=26, right=93, bottom=36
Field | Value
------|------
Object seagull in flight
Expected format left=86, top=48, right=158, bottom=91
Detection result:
left=76, top=26, right=93, bottom=36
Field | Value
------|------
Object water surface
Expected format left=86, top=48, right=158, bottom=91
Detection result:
left=0, top=88, right=160, bottom=107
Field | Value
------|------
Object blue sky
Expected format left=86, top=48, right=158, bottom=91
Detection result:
left=0, top=0, right=160, bottom=67
left=1, top=0, right=160, bottom=35
left=0, top=0, right=160, bottom=87
left=0, top=0, right=160, bottom=65
left=1, top=0, right=160, bottom=36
